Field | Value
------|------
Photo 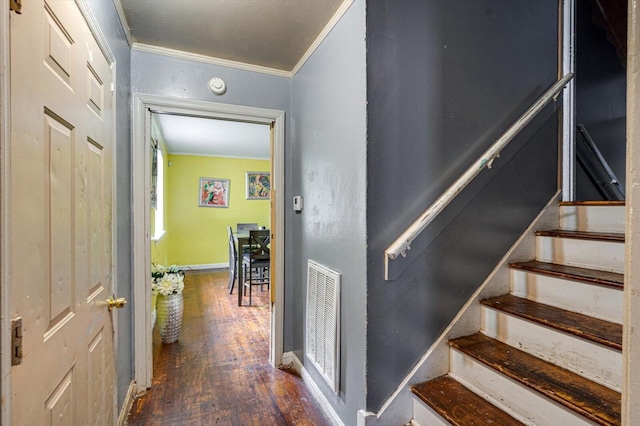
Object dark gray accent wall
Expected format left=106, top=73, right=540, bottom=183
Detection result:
left=290, top=1, right=367, bottom=422
left=84, top=0, right=133, bottom=411
left=365, top=0, right=560, bottom=410
left=575, top=0, right=627, bottom=200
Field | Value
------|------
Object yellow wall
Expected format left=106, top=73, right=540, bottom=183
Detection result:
left=166, top=154, right=270, bottom=266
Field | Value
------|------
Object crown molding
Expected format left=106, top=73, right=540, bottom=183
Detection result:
left=112, top=0, right=133, bottom=47
left=75, top=0, right=116, bottom=64
left=132, top=43, right=292, bottom=78
left=290, top=0, right=355, bottom=76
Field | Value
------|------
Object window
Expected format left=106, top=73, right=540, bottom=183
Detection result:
left=153, top=146, right=165, bottom=240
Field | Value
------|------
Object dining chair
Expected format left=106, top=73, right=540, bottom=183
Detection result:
left=227, top=226, right=238, bottom=294
left=242, top=229, right=270, bottom=306
left=236, top=223, right=259, bottom=231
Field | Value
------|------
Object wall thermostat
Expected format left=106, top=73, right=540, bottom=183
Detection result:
left=208, top=77, right=226, bottom=95
left=293, top=196, right=303, bottom=212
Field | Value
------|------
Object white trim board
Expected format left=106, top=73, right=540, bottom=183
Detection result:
left=178, top=263, right=228, bottom=271
left=283, top=352, right=345, bottom=426
left=132, top=94, right=285, bottom=392
left=561, top=0, right=576, bottom=201
left=290, top=0, right=355, bottom=76
left=117, top=380, right=137, bottom=426
left=111, top=0, right=133, bottom=47
left=0, top=4, right=11, bottom=425
left=132, top=43, right=292, bottom=78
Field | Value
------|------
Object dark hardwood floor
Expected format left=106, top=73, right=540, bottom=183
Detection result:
left=126, top=269, right=331, bottom=426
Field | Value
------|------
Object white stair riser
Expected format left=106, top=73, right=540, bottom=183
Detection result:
left=536, top=236, right=624, bottom=273
left=482, top=307, right=622, bottom=392
left=411, top=397, right=451, bottom=426
left=449, top=349, right=598, bottom=426
left=559, top=205, right=625, bottom=233
left=510, top=269, right=623, bottom=324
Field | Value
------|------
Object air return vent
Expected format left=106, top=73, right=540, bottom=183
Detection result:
left=306, top=260, right=341, bottom=394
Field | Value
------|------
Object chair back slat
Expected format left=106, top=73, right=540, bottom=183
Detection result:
left=248, top=229, right=270, bottom=260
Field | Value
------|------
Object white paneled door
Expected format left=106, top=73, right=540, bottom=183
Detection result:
left=9, top=0, right=117, bottom=424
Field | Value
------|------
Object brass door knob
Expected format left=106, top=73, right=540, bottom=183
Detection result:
left=107, top=297, right=127, bottom=311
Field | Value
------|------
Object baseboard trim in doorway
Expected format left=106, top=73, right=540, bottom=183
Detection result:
left=117, top=380, right=137, bottom=426
left=178, top=263, right=227, bottom=271
left=282, top=351, right=345, bottom=426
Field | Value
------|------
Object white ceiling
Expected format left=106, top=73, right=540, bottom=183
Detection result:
left=121, top=0, right=346, bottom=158
left=155, top=114, right=271, bottom=160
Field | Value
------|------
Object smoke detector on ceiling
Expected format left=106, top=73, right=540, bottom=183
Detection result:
left=208, top=77, right=226, bottom=95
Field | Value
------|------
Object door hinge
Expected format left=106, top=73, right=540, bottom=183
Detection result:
left=11, top=317, right=23, bottom=366
left=9, top=0, right=22, bottom=14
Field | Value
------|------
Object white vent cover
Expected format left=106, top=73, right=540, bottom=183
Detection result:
left=306, top=260, right=341, bottom=394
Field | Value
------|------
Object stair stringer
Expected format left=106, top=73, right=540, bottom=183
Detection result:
left=357, top=191, right=561, bottom=426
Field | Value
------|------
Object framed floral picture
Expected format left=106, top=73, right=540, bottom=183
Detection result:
left=246, top=172, right=270, bottom=200
left=199, top=177, right=230, bottom=208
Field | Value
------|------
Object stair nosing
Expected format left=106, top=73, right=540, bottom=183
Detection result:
left=559, top=201, right=625, bottom=206
left=535, top=229, right=624, bottom=242
left=509, top=260, right=624, bottom=289
left=411, top=375, right=526, bottom=426
left=449, top=333, right=621, bottom=425
left=481, top=294, right=622, bottom=350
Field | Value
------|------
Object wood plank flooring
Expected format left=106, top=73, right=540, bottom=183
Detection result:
left=126, top=269, right=330, bottom=426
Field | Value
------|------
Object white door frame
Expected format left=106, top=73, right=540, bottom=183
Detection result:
left=1, top=3, right=12, bottom=425
left=561, top=0, right=576, bottom=201
left=131, top=93, right=285, bottom=392
left=623, top=1, right=640, bottom=422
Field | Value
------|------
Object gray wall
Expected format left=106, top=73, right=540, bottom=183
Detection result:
left=290, top=0, right=367, bottom=423
left=131, top=52, right=291, bottom=113
left=365, top=0, right=560, bottom=410
left=575, top=0, right=627, bottom=200
left=85, top=0, right=132, bottom=411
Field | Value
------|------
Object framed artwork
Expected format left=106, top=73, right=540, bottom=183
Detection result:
left=246, top=172, right=270, bottom=200
left=199, top=177, right=230, bottom=208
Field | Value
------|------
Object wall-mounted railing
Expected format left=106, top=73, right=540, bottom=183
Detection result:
left=576, top=123, right=625, bottom=200
left=384, top=73, right=574, bottom=280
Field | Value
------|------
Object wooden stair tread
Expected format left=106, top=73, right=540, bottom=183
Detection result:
left=559, top=201, right=625, bottom=206
left=509, top=260, right=623, bottom=289
left=481, top=294, right=622, bottom=350
left=536, top=229, right=624, bottom=242
left=411, top=376, right=525, bottom=425
left=449, top=333, right=621, bottom=425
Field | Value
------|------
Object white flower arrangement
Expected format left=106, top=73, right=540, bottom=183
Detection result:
left=151, top=264, right=185, bottom=296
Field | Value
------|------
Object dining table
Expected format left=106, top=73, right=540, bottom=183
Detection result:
left=232, top=228, right=268, bottom=306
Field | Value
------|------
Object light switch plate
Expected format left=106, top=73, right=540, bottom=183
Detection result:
left=293, top=196, right=303, bottom=212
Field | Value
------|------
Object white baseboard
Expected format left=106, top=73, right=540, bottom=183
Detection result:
left=117, top=380, right=137, bottom=426
left=282, top=351, right=345, bottom=426
left=178, top=263, right=227, bottom=271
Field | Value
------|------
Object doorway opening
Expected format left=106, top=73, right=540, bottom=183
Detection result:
left=131, top=94, right=285, bottom=392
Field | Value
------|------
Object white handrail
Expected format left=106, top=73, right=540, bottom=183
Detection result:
left=384, top=73, right=574, bottom=280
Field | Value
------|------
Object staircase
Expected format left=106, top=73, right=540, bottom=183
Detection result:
left=410, top=201, right=624, bottom=425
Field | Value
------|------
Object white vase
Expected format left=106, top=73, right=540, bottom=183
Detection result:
left=156, top=293, right=184, bottom=344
